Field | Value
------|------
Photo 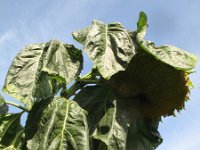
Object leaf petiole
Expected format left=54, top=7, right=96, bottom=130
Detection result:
left=5, top=101, right=29, bottom=112
left=61, top=67, right=100, bottom=99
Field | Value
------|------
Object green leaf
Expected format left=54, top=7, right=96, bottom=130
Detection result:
left=0, top=145, right=20, bottom=150
left=74, top=85, right=163, bottom=150
left=0, top=94, right=8, bottom=115
left=137, top=41, right=197, bottom=72
left=74, top=85, right=126, bottom=150
left=24, top=98, right=52, bottom=144
left=25, top=97, right=89, bottom=150
left=42, top=42, right=83, bottom=84
left=136, top=13, right=148, bottom=42
left=126, top=119, right=163, bottom=150
left=3, top=40, right=83, bottom=109
left=92, top=100, right=127, bottom=150
left=137, top=11, right=147, bottom=32
left=0, top=113, right=24, bottom=150
left=73, top=20, right=136, bottom=79
left=74, top=85, right=112, bottom=132
left=135, top=12, right=197, bottom=72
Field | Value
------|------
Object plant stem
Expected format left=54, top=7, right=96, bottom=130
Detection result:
left=65, top=82, right=85, bottom=99
left=61, top=67, right=101, bottom=99
left=5, top=101, right=29, bottom=112
left=79, top=79, right=100, bottom=84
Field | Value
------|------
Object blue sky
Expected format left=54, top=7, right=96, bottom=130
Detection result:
left=0, top=0, right=199, bottom=149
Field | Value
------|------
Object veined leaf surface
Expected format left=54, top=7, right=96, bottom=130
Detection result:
left=137, top=41, right=197, bottom=72
left=73, top=20, right=136, bottom=79
left=26, top=97, right=89, bottom=150
left=0, top=113, right=24, bottom=150
left=3, top=40, right=83, bottom=109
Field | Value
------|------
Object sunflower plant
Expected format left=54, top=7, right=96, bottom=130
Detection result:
left=0, top=12, right=197, bottom=150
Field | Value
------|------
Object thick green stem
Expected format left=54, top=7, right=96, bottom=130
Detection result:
left=61, top=67, right=101, bottom=99
left=65, top=82, right=85, bottom=99
left=5, top=101, right=29, bottom=112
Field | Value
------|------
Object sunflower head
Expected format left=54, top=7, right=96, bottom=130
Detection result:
left=106, top=50, right=192, bottom=118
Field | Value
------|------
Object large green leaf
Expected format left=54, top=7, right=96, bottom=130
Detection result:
left=74, top=85, right=127, bottom=150
left=0, top=130, right=24, bottom=150
left=74, top=85, right=114, bottom=133
left=92, top=100, right=127, bottom=150
left=74, top=85, right=163, bottom=150
left=73, top=20, right=136, bottom=79
left=24, top=97, right=52, bottom=145
left=0, top=113, right=24, bottom=150
left=26, top=97, right=89, bottom=150
left=136, top=12, right=197, bottom=72
left=138, top=42, right=197, bottom=72
left=0, top=94, right=8, bottom=115
left=3, top=40, right=83, bottom=109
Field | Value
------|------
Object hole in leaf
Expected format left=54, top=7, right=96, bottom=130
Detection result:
left=98, top=125, right=110, bottom=134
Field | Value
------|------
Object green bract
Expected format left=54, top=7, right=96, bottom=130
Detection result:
left=0, top=12, right=197, bottom=149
